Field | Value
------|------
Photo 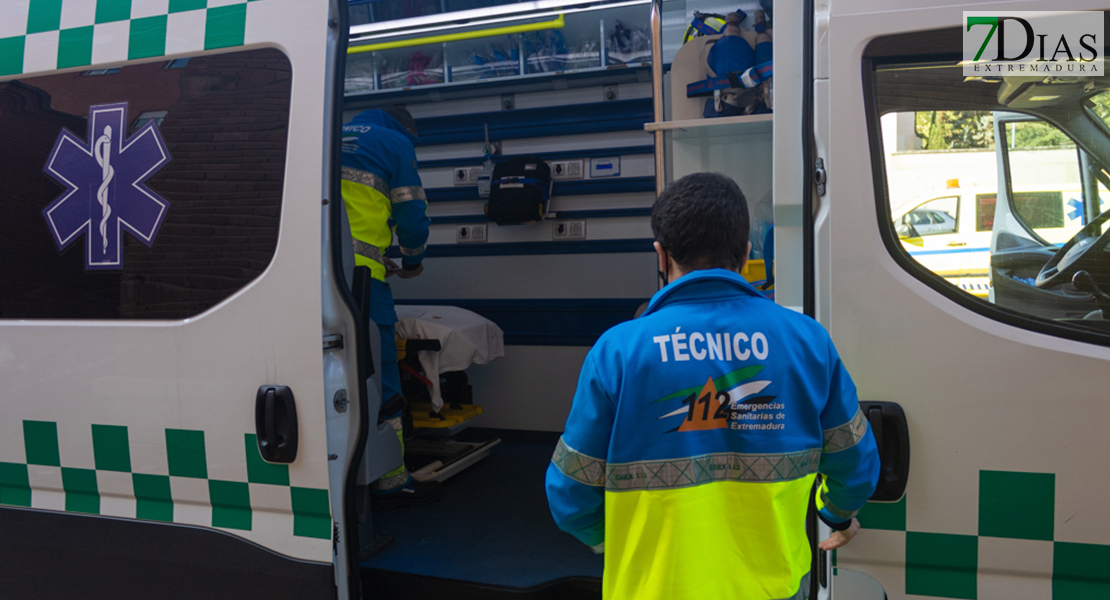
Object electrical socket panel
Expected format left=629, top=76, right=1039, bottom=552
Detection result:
left=453, top=166, right=485, bottom=186
left=550, top=160, right=585, bottom=180
left=552, top=220, right=586, bottom=240
left=456, top=224, right=488, bottom=243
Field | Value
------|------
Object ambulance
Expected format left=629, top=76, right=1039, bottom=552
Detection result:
left=2, top=1, right=1109, bottom=599
left=893, top=180, right=1099, bottom=297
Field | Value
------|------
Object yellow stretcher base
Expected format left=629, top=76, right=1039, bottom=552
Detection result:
left=410, top=402, right=484, bottom=429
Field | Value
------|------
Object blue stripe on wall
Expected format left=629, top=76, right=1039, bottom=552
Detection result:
left=414, top=99, right=652, bottom=146
left=428, top=207, right=652, bottom=225
left=428, top=176, right=655, bottom=203
left=395, top=298, right=648, bottom=346
left=418, top=145, right=654, bottom=170
left=388, top=238, right=655, bottom=258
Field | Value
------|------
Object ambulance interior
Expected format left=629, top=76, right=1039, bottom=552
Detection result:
left=876, top=50, right=1110, bottom=327
left=340, top=0, right=776, bottom=594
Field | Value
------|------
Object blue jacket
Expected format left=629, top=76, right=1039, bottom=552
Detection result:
left=340, top=110, right=430, bottom=323
left=341, top=109, right=430, bottom=271
left=546, top=268, right=880, bottom=599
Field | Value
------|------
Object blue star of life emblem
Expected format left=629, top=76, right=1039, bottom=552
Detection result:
left=42, top=102, right=171, bottom=270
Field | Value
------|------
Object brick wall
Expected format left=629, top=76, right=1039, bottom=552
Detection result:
left=119, top=48, right=292, bottom=319
left=0, top=48, right=292, bottom=320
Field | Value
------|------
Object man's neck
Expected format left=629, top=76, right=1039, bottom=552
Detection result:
left=667, top=264, right=746, bottom=284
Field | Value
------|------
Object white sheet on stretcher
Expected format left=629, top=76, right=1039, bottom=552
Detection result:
left=395, top=305, right=505, bottom=412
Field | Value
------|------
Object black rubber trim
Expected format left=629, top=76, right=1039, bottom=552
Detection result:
left=327, top=1, right=368, bottom=597
left=0, top=506, right=333, bottom=600
left=802, top=0, right=815, bottom=319
left=862, top=43, right=1110, bottom=348
left=803, top=5, right=818, bottom=597
left=361, top=568, right=601, bottom=600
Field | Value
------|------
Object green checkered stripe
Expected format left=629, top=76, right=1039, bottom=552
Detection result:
left=0, top=0, right=267, bottom=78
left=0, top=420, right=331, bottom=540
left=851, top=470, right=1109, bottom=599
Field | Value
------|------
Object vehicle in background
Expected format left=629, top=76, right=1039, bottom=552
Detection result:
left=893, top=180, right=1099, bottom=297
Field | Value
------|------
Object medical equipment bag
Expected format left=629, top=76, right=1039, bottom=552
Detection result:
left=485, top=157, right=552, bottom=225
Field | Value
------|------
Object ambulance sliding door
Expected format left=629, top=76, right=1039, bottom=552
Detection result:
left=0, top=0, right=358, bottom=598
left=819, top=3, right=1110, bottom=599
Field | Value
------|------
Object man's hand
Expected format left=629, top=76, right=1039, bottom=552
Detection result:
left=396, top=263, right=424, bottom=279
left=818, top=518, right=860, bottom=551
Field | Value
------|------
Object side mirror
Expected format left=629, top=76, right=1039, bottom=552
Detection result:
left=896, top=221, right=919, bottom=239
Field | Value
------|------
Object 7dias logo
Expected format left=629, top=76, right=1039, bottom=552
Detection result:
left=963, top=11, right=1103, bottom=76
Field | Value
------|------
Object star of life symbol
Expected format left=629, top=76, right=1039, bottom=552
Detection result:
left=42, top=103, right=171, bottom=270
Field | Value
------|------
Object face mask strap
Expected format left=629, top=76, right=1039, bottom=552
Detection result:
left=658, top=244, right=669, bottom=287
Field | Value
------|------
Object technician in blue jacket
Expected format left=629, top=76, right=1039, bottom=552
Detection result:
left=546, top=173, right=880, bottom=600
left=341, top=107, right=438, bottom=509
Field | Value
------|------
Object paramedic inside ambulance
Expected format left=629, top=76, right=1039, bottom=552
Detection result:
left=546, top=172, right=881, bottom=599
left=341, top=107, right=440, bottom=509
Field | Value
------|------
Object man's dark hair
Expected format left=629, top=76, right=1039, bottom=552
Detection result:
left=650, top=172, right=750, bottom=272
left=383, top=106, right=417, bottom=136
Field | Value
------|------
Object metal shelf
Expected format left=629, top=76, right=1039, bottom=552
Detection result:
left=644, top=113, right=772, bottom=136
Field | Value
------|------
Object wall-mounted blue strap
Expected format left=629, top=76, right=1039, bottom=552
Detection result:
left=428, top=176, right=655, bottom=203
left=494, top=176, right=550, bottom=200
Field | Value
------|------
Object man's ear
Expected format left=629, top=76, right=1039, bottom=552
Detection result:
left=741, top=241, right=752, bottom=270
left=653, top=241, right=667, bottom=274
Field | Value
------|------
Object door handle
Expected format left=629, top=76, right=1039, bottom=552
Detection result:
left=255, top=385, right=299, bottom=463
left=859, top=401, right=909, bottom=502
left=947, top=241, right=967, bottom=247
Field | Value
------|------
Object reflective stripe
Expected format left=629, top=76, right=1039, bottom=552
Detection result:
left=823, top=407, right=869, bottom=453
left=373, top=416, right=409, bottom=491
left=399, top=244, right=427, bottom=257
left=551, top=437, right=606, bottom=487
left=819, top=486, right=858, bottom=520
left=353, top=240, right=385, bottom=265
left=342, top=166, right=389, bottom=198
left=606, top=448, right=821, bottom=492
left=391, top=186, right=426, bottom=204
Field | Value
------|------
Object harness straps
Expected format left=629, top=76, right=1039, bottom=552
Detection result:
left=493, top=176, right=551, bottom=200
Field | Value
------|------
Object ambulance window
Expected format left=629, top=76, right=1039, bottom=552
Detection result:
left=868, top=37, right=1110, bottom=344
left=0, top=48, right=291, bottom=320
left=904, top=196, right=958, bottom=235
left=976, top=194, right=996, bottom=231
left=998, top=120, right=1077, bottom=239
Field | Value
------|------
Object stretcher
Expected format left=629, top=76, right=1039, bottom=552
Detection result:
left=395, top=305, right=505, bottom=482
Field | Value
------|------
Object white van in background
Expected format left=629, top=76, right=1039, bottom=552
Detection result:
left=893, top=180, right=1097, bottom=297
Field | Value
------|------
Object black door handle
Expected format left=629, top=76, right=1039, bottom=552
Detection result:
left=255, top=385, right=298, bottom=464
left=859, top=401, right=909, bottom=502
left=867, top=405, right=884, bottom=452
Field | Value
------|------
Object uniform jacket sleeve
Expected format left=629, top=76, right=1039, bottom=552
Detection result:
left=545, top=352, right=616, bottom=548
left=816, top=341, right=880, bottom=528
left=389, top=142, right=430, bottom=267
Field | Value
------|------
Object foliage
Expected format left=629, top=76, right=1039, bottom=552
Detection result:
left=915, top=111, right=994, bottom=150
left=1085, top=90, right=1110, bottom=128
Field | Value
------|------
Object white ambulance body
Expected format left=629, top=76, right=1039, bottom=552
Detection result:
left=2, top=0, right=1109, bottom=599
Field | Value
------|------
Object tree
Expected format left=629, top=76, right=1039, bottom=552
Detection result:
left=915, top=111, right=994, bottom=150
